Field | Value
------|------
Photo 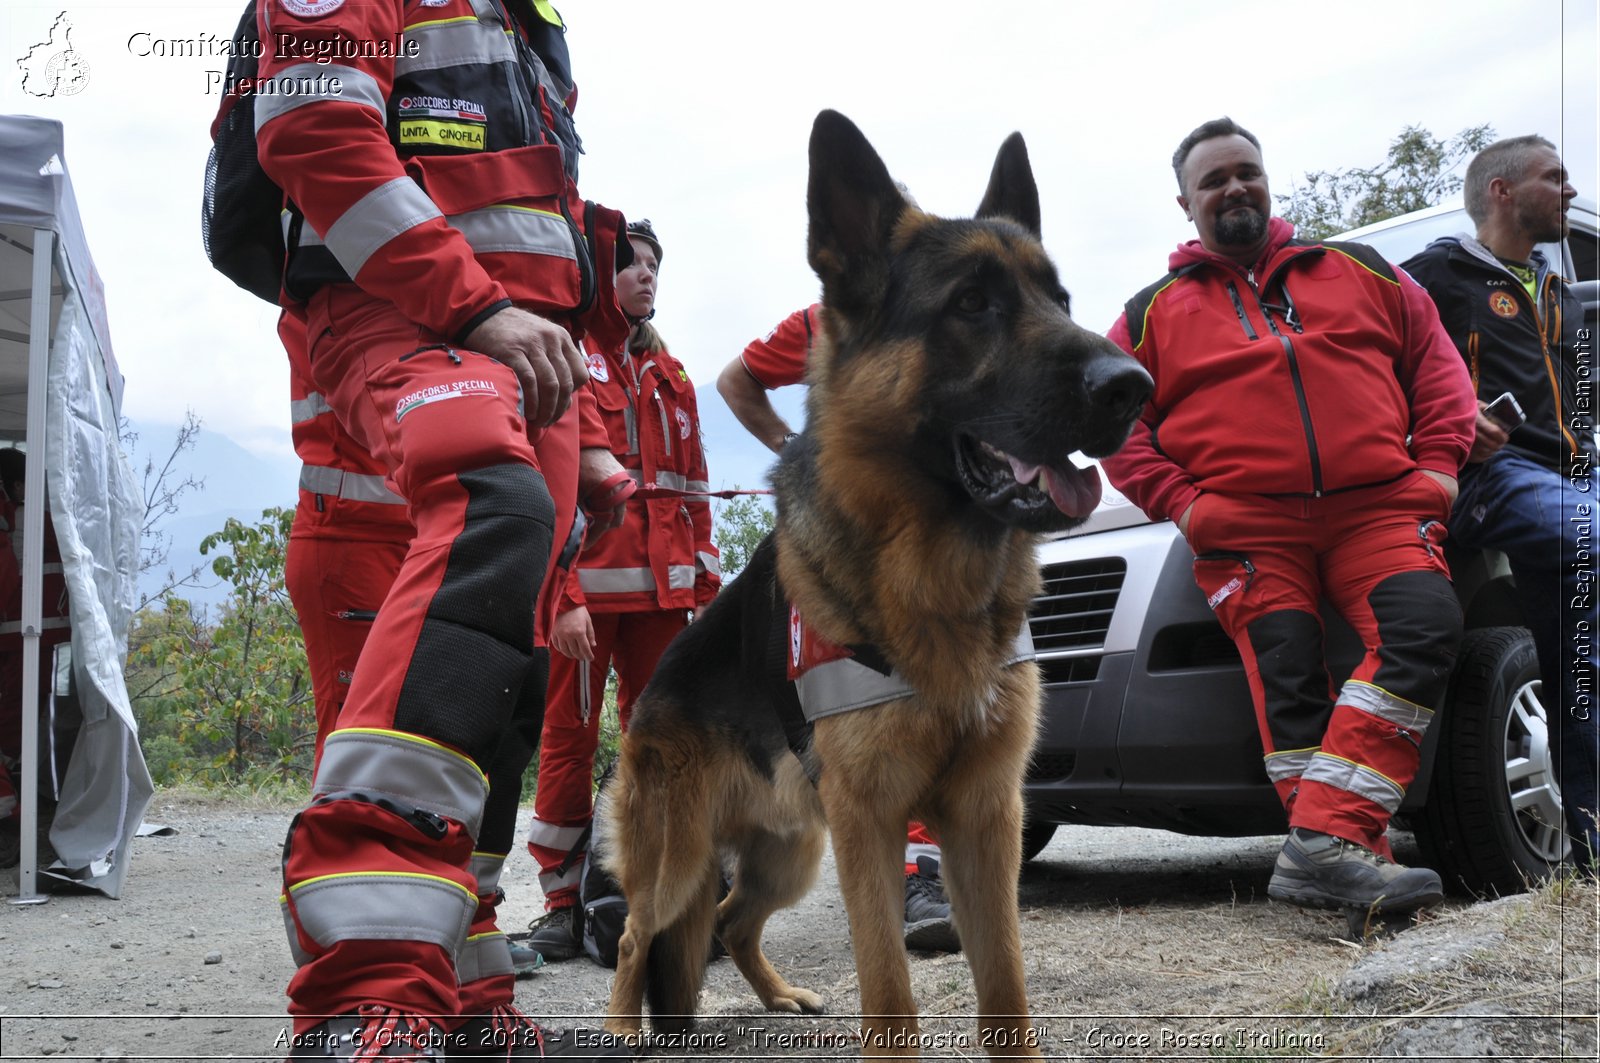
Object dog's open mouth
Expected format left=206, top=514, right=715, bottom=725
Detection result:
left=955, top=435, right=1102, bottom=521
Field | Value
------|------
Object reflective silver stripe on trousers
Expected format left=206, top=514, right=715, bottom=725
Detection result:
left=905, top=841, right=940, bottom=866
left=315, top=729, right=490, bottom=839
left=538, top=861, right=584, bottom=897
left=253, top=63, right=385, bottom=129
left=280, top=898, right=313, bottom=967
left=290, top=392, right=334, bottom=425
left=323, top=177, right=445, bottom=279
left=1338, top=680, right=1434, bottom=733
left=526, top=818, right=588, bottom=854
left=797, top=624, right=1035, bottom=724
left=1263, top=748, right=1317, bottom=783
left=397, top=5, right=518, bottom=77
left=576, top=566, right=695, bottom=594
left=469, top=852, right=506, bottom=897
left=288, top=872, right=475, bottom=954
left=457, top=931, right=514, bottom=985
left=1301, top=752, right=1406, bottom=813
left=300, top=463, right=407, bottom=506
left=696, top=550, right=721, bottom=576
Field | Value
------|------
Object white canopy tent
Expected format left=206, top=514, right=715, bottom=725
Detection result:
left=0, top=115, right=148, bottom=900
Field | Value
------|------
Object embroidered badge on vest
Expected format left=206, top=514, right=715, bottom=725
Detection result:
left=586, top=352, right=609, bottom=383
left=676, top=408, right=691, bottom=440
left=282, top=0, right=346, bottom=17
left=1488, top=291, right=1519, bottom=318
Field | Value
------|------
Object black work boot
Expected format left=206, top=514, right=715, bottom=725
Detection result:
left=1268, top=828, right=1444, bottom=913
left=447, top=1005, right=629, bottom=1059
left=289, top=1006, right=446, bottom=1059
left=902, top=855, right=961, bottom=953
left=524, top=904, right=583, bottom=963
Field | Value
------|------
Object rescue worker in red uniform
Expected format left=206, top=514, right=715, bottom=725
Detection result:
left=524, top=220, right=721, bottom=959
left=254, top=1, right=632, bottom=1056
left=717, top=305, right=960, bottom=954
left=1101, top=118, right=1477, bottom=916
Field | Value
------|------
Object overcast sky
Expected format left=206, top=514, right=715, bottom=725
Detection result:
left=3, top=0, right=1596, bottom=469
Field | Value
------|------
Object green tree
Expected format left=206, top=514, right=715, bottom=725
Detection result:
left=137, top=508, right=312, bottom=787
left=1277, top=124, right=1495, bottom=240
left=713, top=492, right=775, bottom=581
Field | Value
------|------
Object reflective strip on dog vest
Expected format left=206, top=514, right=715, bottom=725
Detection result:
left=299, top=463, right=407, bottom=506
left=1301, top=752, right=1407, bottom=813
left=457, top=930, right=515, bottom=985
left=1337, top=679, right=1434, bottom=734
left=1263, top=747, right=1316, bottom=783
left=315, top=728, right=490, bottom=839
left=795, top=623, right=1036, bottom=724
left=577, top=565, right=695, bottom=594
left=286, top=871, right=476, bottom=955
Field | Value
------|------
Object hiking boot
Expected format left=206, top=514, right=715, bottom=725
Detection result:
left=507, top=936, right=544, bottom=978
left=447, top=1004, right=628, bottom=1059
left=902, top=856, right=961, bottom=953
left=525, top=904, right=583, bottom=963
left=289, top=1006, right=446, bottom=1059
left=1268, top=828, right=1444, bottom=913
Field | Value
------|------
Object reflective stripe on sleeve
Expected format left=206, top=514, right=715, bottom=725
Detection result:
left=253, top=63, right=385, bottom=129
left=290, top=392, right=334, bottom=425
left=323, top=177, right=445, bottom=279
left=696, top=550, right=721, bottom=576
left=315, top=728, right=489, bottom=838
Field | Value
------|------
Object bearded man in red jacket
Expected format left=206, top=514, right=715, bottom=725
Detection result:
left=1101, top=118, right=1478, bottom=917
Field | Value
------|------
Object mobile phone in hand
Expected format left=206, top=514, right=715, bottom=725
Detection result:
left=1483, top=391, right=1526, bottom=432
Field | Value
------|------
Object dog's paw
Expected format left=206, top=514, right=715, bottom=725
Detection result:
left=764, top=986, right=825, bottom=1015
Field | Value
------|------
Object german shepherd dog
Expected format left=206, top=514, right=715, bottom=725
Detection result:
left=597, top=111, right=1152, bottom=1057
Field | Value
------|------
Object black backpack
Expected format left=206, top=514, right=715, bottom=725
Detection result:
left=201, top=2, right=287, bottom=303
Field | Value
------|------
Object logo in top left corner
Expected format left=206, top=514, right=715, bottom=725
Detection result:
left=17, top=12, right=90, bottom=98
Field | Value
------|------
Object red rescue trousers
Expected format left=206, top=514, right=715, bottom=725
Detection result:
left=1185, top=471, right=1462, bottom=854
left=527, top=608, right=686, bottom=905
left=280, top=286, right=576, bottom=1029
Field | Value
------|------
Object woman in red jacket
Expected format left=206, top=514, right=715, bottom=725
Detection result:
left=525, top=220, right=720, bottom=960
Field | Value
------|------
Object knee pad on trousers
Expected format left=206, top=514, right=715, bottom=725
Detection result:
left=394, top=464, right=554, bottom=764
left=1369, top=570, right=1464, bottom=706
left=1246, top=609, right=1332, bottom=750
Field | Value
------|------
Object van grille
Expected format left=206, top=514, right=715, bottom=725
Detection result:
left=1028, top=558, right=1126, bottom=654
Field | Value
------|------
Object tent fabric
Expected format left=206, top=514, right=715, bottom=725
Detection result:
left=0, top=114, right=148, bottom=898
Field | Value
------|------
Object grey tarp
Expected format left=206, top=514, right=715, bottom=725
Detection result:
left=0, top=114, right=148, bottom=899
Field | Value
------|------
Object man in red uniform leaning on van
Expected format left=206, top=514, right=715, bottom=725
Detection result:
left=1101, top=118, right=1477, bottom=917
left=255, top=0, right=632, bottom=1057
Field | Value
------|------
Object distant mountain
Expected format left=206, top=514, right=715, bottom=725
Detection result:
left=124, top=383, right=802, bottom=611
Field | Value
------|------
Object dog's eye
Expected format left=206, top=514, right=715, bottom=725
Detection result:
left=955, top=288, right=988, bottom=314
left=1056, top=289, right=1072, bottom=314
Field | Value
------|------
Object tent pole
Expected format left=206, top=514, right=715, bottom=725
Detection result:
left=12, top=226, right=53, bottom=906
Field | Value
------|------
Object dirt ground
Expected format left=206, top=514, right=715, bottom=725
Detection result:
left=1, top=789, right=1596, bottom=1062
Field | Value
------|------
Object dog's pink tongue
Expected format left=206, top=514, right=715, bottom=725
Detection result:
left=1040, top=462, right=1102, bottom=518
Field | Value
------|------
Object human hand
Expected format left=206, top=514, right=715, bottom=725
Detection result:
left=580, top=448, right=632, bottom=536
left=1467, top=403, right=1512, bottom=464
left=462, top=306, right=588, bottom=428
left=552, top=605, right=595, bottom=661
left=1419, top=469, right=1459, bottom=505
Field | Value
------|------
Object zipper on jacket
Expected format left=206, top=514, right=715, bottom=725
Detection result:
left=1226, top=282, right=1258, bottom=339
left=1256, top=292, right=1325, bottom=496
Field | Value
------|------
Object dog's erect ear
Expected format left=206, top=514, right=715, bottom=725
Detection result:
left=976, top=132, right=1041, bottom=236
left=807, top=110, right=907, bottom=313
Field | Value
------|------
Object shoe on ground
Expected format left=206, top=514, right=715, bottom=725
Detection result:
left=902, top=855, right=961, bottom=953
left=448, top=1005, right=629, bottom=1059
left=525, top=904, right=583, bottom=963
left=1268, top=828, right=1443, bottom=913
left=289, top=1006, right=446, bottom=1059
left=507, top=936, right=544, bottom=977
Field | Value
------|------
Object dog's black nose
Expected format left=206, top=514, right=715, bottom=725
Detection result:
left=1085, top=351, right=1153, bottom=423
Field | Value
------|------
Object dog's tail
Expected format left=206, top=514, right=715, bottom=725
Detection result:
left=644, top=856, right=721, bottom=1035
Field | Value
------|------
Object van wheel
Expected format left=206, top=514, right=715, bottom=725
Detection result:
left=1414, top=626, right=1567, bottom=895
left=1021, top=820, right=1058, bottom=863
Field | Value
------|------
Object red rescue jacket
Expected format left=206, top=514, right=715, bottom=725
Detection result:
left=564, top=339, right=719, bottom=613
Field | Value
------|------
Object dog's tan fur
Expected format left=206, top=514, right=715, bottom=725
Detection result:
left=598, top=111, right=1149, bottom=1058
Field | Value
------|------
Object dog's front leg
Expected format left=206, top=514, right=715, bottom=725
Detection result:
left=819, top=780, right=920, bottom=1058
